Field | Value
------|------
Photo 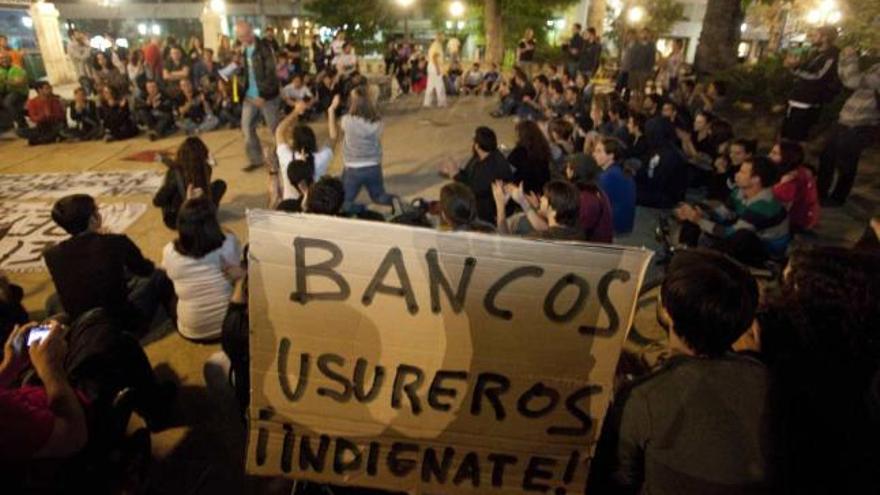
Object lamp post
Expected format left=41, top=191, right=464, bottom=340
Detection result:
left=396, top=0, right=415, bottom=39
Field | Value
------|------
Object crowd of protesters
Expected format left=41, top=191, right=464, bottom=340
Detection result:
left=1, top=18, right=879, bottom=495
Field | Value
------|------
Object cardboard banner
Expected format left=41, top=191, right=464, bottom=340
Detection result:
left=0, top=202, right=147, bottom=272
left=246, top=211, right=653, bottom=494
left=0, top=170, right=163, bottom=200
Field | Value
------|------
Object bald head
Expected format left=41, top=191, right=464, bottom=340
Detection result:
left=235, top=20, right=255, bottom=45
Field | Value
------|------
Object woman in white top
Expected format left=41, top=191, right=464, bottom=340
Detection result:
left=162, top=197, right=243, bottom=341
left=273, top=101, right=337, bottom=208
left=328, top=86, right=399, bottom=213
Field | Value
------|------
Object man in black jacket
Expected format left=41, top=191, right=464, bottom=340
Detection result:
left=236, top=20, right=281, bottom=172
left=441, top=126, right=514, bottom=224
left=43, top=195, right=172, bottom=336
left=781, top=26, right=841, bottom=141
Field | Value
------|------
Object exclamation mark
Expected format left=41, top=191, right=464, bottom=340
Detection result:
left=554, top=450, right=581, bottom=495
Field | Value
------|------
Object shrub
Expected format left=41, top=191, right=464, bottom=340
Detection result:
left=715, top=55, right=793, bottom=107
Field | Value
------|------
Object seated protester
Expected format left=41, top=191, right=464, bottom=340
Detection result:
left=333, top=42, right=359, bottom=81
left=220, top=249, right=249, bottom=416
left=675, top=156, right=790, bottom=267
left=0, top=274, right=28, bottom=345
left=439, top=126, right=513, bottom=224
left=481, top=63, right=501, bottom=95
left=768, top=139, right=819, bottom=232
left=635, top=120, right=689, bottom=208
left=0, top=322, right=88, bottom=462
left=304, top=176, right=345, bottom=216
left=89, top=52, right=128, bottom=97
left=0, top=52, right=29, bottom=131
left=660, top=99, right=692, bottom=132
left=589, top=249, right=777, bottom=495
left=445, top=60, right=464, bottom=96
left=565, top=153, right=614, bottom=243
left=191, top=48, right=219, bottom=91
left=136, top=79, right=176, bottom=141
left=548, top=118, right=576, bottom=178
left=677, top=110, right=717, bottom=169
left=759, top=247, right=880, bottom=494
left=162, top=46, right=191, bottom=99
left=280, top=73, right=314, bottom=114
left=708, top=137, right=756, bottom=201
left=509, top=120, right=552, bottom=195
left=44, top=195, right=171, bottom=334
left=493, top=67, right=535, bottom=117
left=153, top=137, right=227, bottom=229
left=315, top=69, right=338, bottom=113
left=63, top=87, right=102, bottom=141
left=558, top=85, right=588, bottom=127
left=22, top=81, right=66, bottom=146
left=162, top=197, right=242, bottom=341
left=544, top=80, right=567, bottom=118
left=574, top=72, right=595, bottom=107
left=697, top=80, right=730, bottom=119
left=275, top=51, right=293, bottom=86
left=438, top=182, right=496, bottom=233
left=623, top=111, right=650, bottom=164
left=601, top=99, right=631, bottom=143
left=175, top=78, right=219, bottom=135
left=460, top=63, right=484, bottom=95
left=516, top=74, right=549, bottom=121
left=274, top=101, right=335, bottom=205
left=642, top=93, right=663, bottom=120
left=593, top=137, right=637, bottom=234
left=212, top=77, right=241, bottom=129
left=492, top=179, right=585, bottom=241
left=98, top=85, right=139, bottom=142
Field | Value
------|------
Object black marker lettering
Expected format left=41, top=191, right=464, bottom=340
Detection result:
left=316, top=353, right=352, bottom=402
left=426, top=249, right=475, bottom=314
left=391, top=364, right=425, bottom=414
left=428, top=370, right=468, bottom=412
left=543, top=273, right=590, bottom=323
left=290, top=237, right=351, bottom=304
left=517, top=382, right=561, bottom=419
left=362, top=247, right=419, bottom=314
left=471, top=372, right=511, bottom=420
left=580, top=269, right=630, bottom=336
left=421, top=447, right=456, bottom=484
left=484, top=266, right=544, bottom=320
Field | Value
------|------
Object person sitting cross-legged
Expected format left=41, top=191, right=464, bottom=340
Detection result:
left=153, top=137, right=227, bottom=230
left=43, top=195, right=173, bottom=337
left=492, top=179, right=586, bottom=241
left=175, top=78, right=219, bottom=136
left=22, top=81, right=66, bottom=146
left=438, top=182, right=496, bottom=233
left=135, top=79, right=176, bottom=141
left=162, top=197, right=242, bottom=341
left=63, top=87, right=102, bottom=141
left=675, top=156, right=790, bottom=267
left=589, top=248, right=779, bottom=495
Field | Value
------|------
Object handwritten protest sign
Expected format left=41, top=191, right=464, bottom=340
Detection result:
left=0, top=170, right=163, bottom=200
left=246, top=211, right=653, bottom=494
left=0, top=202, right=147, bottom=272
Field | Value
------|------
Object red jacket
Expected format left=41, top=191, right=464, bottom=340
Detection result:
left=26, top=96, right=65, bottom=125
left=773, top=166, right=819, bottom=231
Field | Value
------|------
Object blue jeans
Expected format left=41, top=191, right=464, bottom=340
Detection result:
left=342, top=165, right=396, bottom=212
left=241, top=96, right=281, bottom=169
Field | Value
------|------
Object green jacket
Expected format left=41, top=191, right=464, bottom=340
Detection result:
left=0, top=65, right=29, bottom=96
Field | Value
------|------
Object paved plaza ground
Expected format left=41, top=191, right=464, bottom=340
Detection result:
left=1, top=94, right=877, bottom=494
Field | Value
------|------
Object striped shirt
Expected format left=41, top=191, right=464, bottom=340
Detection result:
left=698, top=188, right=789, bottom=246
left=838, top=53, right=880, bottom=128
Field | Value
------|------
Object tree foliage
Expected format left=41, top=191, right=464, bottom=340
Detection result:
left=306, top=0, right=397, bottom=46
left=838, top=0, right=880, bottom=51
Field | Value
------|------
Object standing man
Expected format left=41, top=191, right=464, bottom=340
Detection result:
left=817, top=46, right=879, bottom=207
left=517, top=28, right=537, bottom=77
left=781, top=26, right=841, bottom=142
left=627, top=29, right=656, bottom=103
left=236, top=20, right=281, bottom=172
left=580, top=27, right=602, bottom=78
left=565, top=24, right=584, bottom=78
left=424, top=32, right=446, bottom=108
left=67, top=31, right=92, bottom=88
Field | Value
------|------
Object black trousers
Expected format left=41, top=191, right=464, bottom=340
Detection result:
left=136, top=108, right=175, bottom=136
left=679, top=221, right=769, bottom=267
left=781, top=105, right=821, bottom=141
left=23, top=122, right=65, bottom=145
left=818, top=123, right=875, bottom=203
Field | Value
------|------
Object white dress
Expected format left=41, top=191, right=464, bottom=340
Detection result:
left=162, top=233, right=241, bottom=341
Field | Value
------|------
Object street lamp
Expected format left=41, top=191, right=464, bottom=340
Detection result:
left=627, top=6, right=646, bottom=25
left=806, top=0, right=842, bottom=25
left=449, top=1, right=465, bottom=18
left=395, top=0, right=416, bottom=39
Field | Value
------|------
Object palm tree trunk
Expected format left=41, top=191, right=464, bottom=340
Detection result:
left=694, top=0, right=744, bottom=74
left=484, top=0, right=504, bottom=64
